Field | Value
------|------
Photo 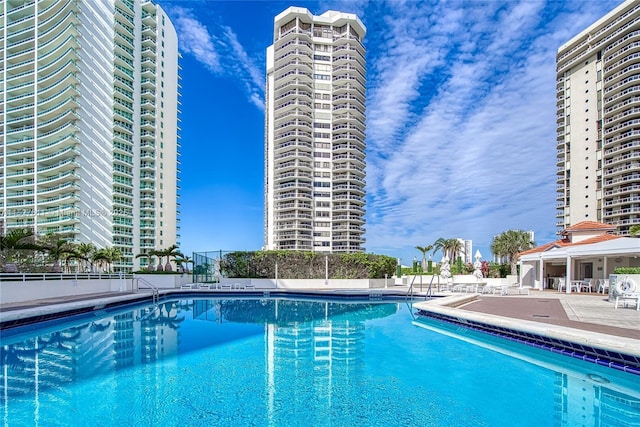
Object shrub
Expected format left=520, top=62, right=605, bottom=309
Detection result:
left=219, top=251, right=396, bottom=279
left=613, top=267, right=640, bottom=274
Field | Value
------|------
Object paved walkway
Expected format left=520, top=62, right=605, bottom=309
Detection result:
left=460, top=291, right=640, bottom=339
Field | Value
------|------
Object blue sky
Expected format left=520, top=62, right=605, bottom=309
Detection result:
left=157, top=0, right=621, bottom=264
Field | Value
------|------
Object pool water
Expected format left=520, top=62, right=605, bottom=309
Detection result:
left=1, top=298, right=639, bottom=427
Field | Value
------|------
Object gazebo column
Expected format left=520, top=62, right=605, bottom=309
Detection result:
left=538, top=256, right=544, bottom=290
left=565, top=255, right=572, bottom=293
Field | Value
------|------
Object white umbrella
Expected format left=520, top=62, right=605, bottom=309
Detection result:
left=473, top=250, right=483, bottom=281
left=440, top=255, right=451, bottom=280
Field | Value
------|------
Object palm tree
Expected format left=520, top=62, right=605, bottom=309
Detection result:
left=491, top=229, right=535, bottom=276
left=174, top=254, right=194, bottom=273
left=91, top=247, right=121, bottom=273
left=415, top=245, right=433, bottom=272
left=136, top=252, right=153, bottom=271
left=76, top=242, right=96, bottom=272
left=0, top=228, right=40, bottom=273
left=630, top=225, right=640, bottom=236
left=104, top=247, right=122, bottom=272
left=92, top=249, right=110, bottom=273
left=432, top=238, right=464, bottom=265
left=445, top=238, right=465, bottom=270
left=155, top=244, right=180, bottom=272
left=40, top=237, right=76, bottom=273
left=432, top=238, right=447, bottom=260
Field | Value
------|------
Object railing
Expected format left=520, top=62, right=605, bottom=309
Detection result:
left=1, top=272, right=131, bottom=282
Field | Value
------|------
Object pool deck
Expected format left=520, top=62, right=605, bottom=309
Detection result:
left=413, top=290, right=640, bottom=370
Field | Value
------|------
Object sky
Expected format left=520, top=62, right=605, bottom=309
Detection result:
left=156, top=0, right=622, bottom=265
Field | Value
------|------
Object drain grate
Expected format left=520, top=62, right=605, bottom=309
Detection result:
left=532, top=314, right=550, bottom=318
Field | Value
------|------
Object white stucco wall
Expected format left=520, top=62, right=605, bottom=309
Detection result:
left=1, top=276, right=129, bottom=304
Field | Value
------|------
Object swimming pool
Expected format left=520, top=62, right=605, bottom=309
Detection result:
left=1, top=298, right=639, bottom=426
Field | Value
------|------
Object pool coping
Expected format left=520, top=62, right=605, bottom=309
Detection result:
left=413, top=295, right=640, bottom=375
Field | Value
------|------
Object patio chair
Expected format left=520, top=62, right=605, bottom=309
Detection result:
left=597, top=279, right=610, bottom=295
left=569, top=280, right=581, bottom=293
left=580, top=278, right=595, bottom=293
left=557, top=278, right=566, bottom=292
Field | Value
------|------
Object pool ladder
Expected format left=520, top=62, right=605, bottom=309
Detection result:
left=135, top=277, right=159, bottom=307
left=406, top=275, right=436, bottom=300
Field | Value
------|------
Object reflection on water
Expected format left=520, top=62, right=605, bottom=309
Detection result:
left=1, top=299, right=639, bottom=426
left=412, top=317, right=640, bottom=427
left=0, top=300, right=395, bottom=400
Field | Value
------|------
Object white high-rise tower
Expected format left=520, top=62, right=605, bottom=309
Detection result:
left=264, top=7, right=366, bottom=252
left=1, top=0, right=180, bottom=271
left=556, top=0, right=640, bottom=235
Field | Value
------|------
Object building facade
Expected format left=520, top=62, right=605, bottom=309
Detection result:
left=264, top=7, right=366, bottom=252
left=556, top=0, right=640, bottom=235
left=1, top=0, right=180, bottom=271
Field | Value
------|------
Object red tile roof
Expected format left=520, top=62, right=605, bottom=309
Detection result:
left=561, top=221, right=616, bottom=235
left=517, top=234, right=622, bottom=257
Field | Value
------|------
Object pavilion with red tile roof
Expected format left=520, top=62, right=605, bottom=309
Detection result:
left=517, top=221, right=640, bottom=292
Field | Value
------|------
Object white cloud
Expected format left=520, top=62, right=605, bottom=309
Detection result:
left=167, top=7, right=264, bottom=109
left=171, top=7, right=220, bottom=73
left=362, top=0, right=620, bottom=259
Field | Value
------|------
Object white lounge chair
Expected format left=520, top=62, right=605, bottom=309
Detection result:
left=505, top=283, right=530, bottom=295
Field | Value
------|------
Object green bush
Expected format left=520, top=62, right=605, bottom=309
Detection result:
left=219, top=251, right=396, bottom=279
left=613, top=267, right=640, bottom=274
left=134, top=270, right=184, bottom=275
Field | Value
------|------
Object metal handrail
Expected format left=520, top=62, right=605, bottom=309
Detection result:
left=405, top=275, right=417, bottom=300
left=134, top=276, right=158, bottom=306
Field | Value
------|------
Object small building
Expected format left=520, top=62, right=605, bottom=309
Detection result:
left=518, top=221, right=640, bottom=291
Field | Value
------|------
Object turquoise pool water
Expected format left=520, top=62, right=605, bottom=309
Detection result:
left=1, top=298, right=639, bottom=426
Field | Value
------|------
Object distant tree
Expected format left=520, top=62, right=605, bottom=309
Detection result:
left=174, top=254, right=193, bottom=273
left=153, top=245, right=180, bottom=272
left=491, top=230, right=535, bottom=276
left=92, top=247, right=122, bottom=273
left=76, top=242, right=96, bottom=272
left=136, top=252, right=153, bottom=271
left=415, top=245, right=433, bottom=272
left=39, top=235, right=76, bottom=273
left=629, top=225, right=640, bottom=237
left=433, top=238, right=464, bottom=265
left=0, top=228, right=40, bottom=273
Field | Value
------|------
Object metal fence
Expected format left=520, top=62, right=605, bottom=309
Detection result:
left=192, top=250, right=235, bottom=284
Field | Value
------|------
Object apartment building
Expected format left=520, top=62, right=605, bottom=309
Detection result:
left=264, top=7, right=366, bottom=252
left=556, top=0, right=640, bottom=235
left=1, top=0, right=180, bottom=271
